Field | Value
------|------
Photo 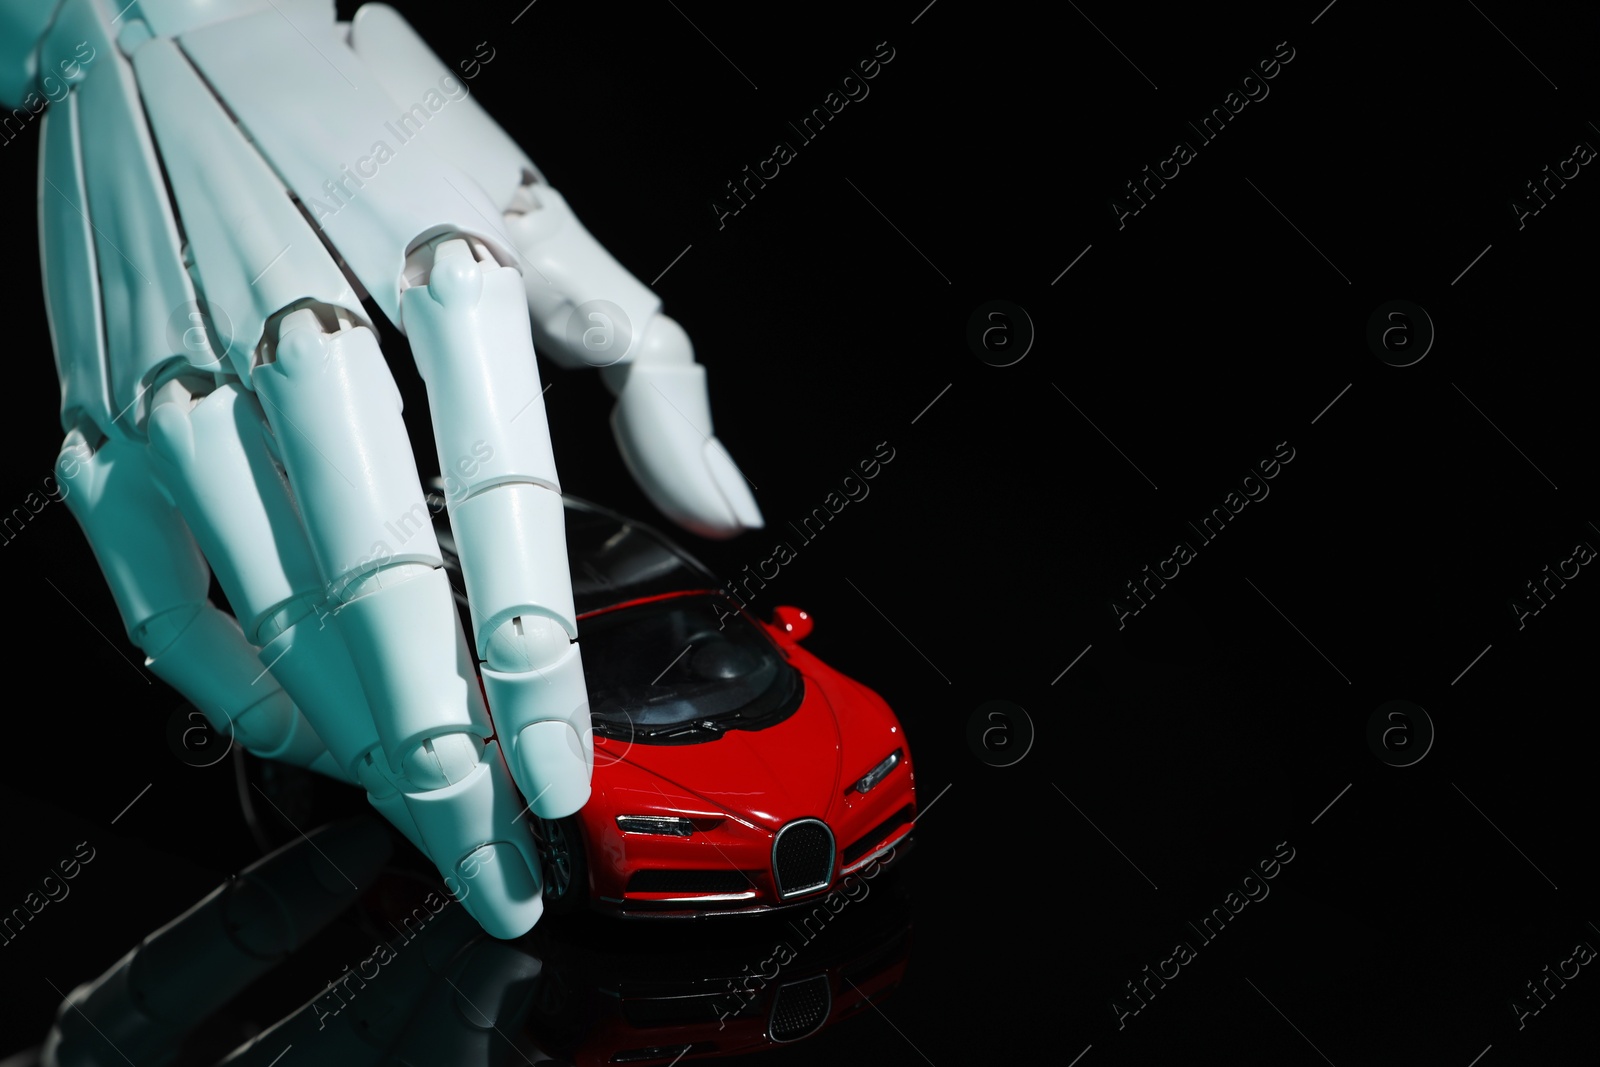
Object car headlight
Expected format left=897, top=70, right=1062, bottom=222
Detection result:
left=615, top=815, right=695, bottom=837
left=854, top=749, right=903, bottom=794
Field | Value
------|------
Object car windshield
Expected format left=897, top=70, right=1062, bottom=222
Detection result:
left=579, top=594, right=799, bottom=737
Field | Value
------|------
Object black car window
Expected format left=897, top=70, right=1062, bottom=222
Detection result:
left=564, top=503, right=721, bottom=616
left=579, top=594, right=800, bottom=739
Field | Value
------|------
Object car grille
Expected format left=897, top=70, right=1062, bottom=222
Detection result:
left=627, top=869, right=755, bottom=894
left=842, top=804, right=915, bottom=867
left=769, top=974, right=831, bottom=1042
left=772, top=819, right=834, bottom=898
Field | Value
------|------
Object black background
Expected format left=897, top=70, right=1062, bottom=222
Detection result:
left=1, top=1, right=1597, bottom=1064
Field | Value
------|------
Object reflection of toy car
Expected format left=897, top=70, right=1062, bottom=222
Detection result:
left=432, top=490, right=916, bottom=917
left=525, top=888, right=914, bottom=1064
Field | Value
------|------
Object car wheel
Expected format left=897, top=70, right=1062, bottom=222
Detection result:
left=530, top=814, right=587, bottom=915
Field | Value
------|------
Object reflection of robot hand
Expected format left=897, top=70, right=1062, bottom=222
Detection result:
left=3, top=2, right=762, bottom=940
left=35, top=816, right=560, bottom=1067
left=40, top=818, right=393, bottom=1067
left=31, top=813, right=914, bottom=1066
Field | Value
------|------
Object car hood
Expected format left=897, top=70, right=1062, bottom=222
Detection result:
left=610, top=668, right=846, bottom=831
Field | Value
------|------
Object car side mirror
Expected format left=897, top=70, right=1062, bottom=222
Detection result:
left=771, top=605, right=812, bottom=642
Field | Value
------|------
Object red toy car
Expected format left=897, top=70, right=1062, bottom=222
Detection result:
left=433, top=491, right=917, bottom=917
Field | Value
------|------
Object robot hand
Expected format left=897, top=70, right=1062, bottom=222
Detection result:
left=7, top=0, right=761, bottom=939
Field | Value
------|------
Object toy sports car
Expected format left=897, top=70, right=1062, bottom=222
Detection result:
left=431, top=489, right=917, bottom=917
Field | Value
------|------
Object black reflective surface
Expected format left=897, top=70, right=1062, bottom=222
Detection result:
left=2, top=809, right=914, bottom=1067
left=3, top=1, right=1598, bottom=1065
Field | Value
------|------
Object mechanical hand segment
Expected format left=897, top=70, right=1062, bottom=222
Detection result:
left=20, top=0, right=762, bottom=939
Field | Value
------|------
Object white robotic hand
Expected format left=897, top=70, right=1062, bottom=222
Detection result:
left=7, top=0, right=761, bottom=939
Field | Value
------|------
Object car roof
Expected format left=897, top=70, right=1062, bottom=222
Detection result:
left=426, top=483, right=722, bottom=617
